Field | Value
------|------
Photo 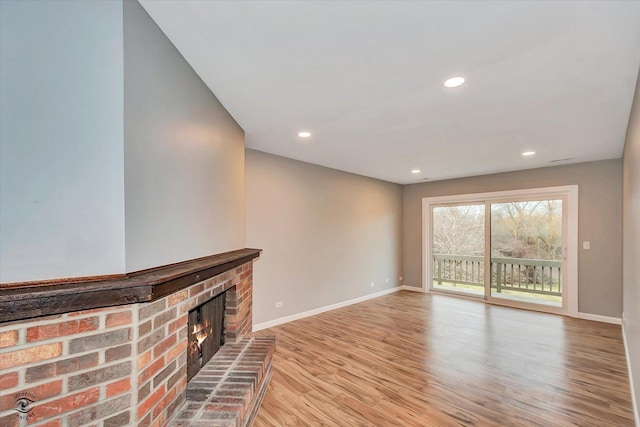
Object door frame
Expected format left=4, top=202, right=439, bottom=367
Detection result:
left=422, top=185, right=579, bottom=317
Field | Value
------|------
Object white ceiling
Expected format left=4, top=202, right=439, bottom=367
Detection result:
left=140, top=1, right=640, bottom=184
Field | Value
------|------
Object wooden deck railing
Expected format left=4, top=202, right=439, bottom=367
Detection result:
left=433, top=254, right=562, bottom=296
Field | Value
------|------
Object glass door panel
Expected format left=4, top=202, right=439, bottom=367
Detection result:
left=431, top=204, right=485, bottom=297
left=489, top=199, right=564, bottom=307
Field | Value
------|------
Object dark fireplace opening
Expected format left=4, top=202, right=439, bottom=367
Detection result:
left=187, top=292, right=226, bottom=382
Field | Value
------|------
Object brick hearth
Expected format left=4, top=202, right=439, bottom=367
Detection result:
left=173, top=336, right=275, bottom=427
left=0, top=254, right=273, bottom=427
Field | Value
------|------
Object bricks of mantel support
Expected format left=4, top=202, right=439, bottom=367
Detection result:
left=0, top=306, right=134, bottom=427
left=0, top=260, right=256, bottom=427
left=172, top=336, right=275, bottom=427
left=140, top=262, right=255, bottom=427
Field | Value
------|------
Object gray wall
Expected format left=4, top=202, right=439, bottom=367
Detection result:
left=246, top=150, right=403, bottom=324
left=0, top=0, right=246, bottom=283
left=622, top=68, right=640, bottom=420
left=403, top=160, right=623, bottom=318
left=123, top=0, right=245, bottom=272
left=0, top=0, right=126, bottom=283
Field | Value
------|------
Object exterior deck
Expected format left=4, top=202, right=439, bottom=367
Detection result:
left=433, top=254, right=562, bottom=304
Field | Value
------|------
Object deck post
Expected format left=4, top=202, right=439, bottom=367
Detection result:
left=495, top=261, right=502, bottom=293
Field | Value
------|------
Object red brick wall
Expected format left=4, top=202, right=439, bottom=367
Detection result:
left=225, top=263, right=253, bottom=342
left=0, top=262, right=254, bottom=427
left=0, top=307, right=135, bottom=427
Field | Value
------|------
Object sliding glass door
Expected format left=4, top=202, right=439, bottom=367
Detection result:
left=489, top=199, right=565, bottom=308
left=426, top=189, right=573, bottom=315
left=431, top=203, right=485, bottom=297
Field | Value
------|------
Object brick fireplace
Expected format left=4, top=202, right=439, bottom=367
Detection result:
left=0, top=249, right=273, bottom=427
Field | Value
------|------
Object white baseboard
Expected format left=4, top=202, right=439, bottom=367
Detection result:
left=399, top=285, right=424, bottom=292
left=576, top=312, right=622, bottom=325
left=623, top=318, right=640, bottom=427
left=252, top=287, right=402, bottom=332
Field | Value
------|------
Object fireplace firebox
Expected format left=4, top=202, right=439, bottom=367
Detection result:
left=187, top=292, right=226, bottom=382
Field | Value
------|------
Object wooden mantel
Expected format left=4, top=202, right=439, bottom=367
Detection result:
left=0, top=248, right=261, bottom=323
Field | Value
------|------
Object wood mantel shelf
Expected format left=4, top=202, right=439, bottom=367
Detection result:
left=0, top=248, right=261, bottom=323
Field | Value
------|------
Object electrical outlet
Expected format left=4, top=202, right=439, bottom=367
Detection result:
left=370, top=282, right=375, bottom=288
left=385, top=278, right=389, bottom=283
left=275, top=301, right=283, bottom=308
left=399, top=276, right=403, bottom=281
left=583, top=241, right=590, bottom=250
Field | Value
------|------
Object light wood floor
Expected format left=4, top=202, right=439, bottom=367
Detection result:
left=253, top=291, right=634, bottom=426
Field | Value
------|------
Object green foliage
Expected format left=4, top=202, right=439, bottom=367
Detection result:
left=432, top=200, right=562, bottom=261
left=491, top=200, right=562, bottom=261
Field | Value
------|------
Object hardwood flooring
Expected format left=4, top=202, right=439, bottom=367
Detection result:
left=253, top=291, right=634, bottom=426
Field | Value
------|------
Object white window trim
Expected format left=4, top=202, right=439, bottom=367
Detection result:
left=422, top=185, right=579, bottom=317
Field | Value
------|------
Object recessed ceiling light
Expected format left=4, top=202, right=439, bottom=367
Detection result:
left=522, top=151, right=536, bottom=157
left=298, top=131, right=311, bottom=138
left=411, top=169, right=421, bottom=174
left=444, top=77, right=465, bottom=88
